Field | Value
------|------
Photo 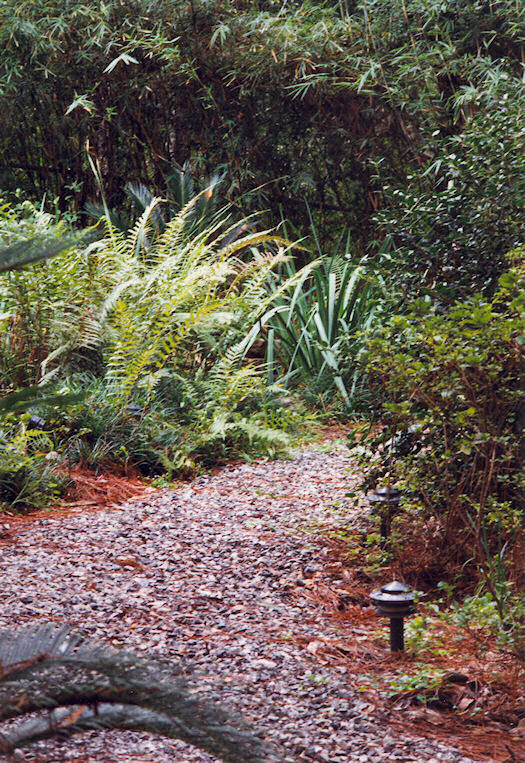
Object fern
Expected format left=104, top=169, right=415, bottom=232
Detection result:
left=0, top=197, right=304, bottom=484
left=95, top=201, right=294, bottom=404
left=196, top=411, right=290, bottom=461
left=0, top=209, right=104, bottom=388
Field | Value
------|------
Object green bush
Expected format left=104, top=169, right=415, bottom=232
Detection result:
left=0, top=200, right=105, bottom=390
left=0, top=423, right=65, bottom=511
left=55, top=375, right=291, bottom=478
left=372, top=73, right=525, bottom=300
left=0, top=197, right=302, bottom=507
left=349, top=255, right=524, bottom=640
left=1, top=1, right=522, bottom=244
left=53, top=380, right=190, bottom=477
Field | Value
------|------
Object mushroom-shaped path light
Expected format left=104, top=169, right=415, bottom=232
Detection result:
left=367, top=487, right=402, bottom=542
left=370, top=581, right=416, bottom=652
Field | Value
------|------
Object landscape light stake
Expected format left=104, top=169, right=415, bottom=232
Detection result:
left=370, top=581, right=416, bottom=652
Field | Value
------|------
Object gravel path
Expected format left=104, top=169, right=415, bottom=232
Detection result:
left=1, top=442, right=482, bottom=762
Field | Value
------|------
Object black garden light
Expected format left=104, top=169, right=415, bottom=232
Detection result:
left=370, top=581, right=416, bottom=652
left=367, top=486, right=402, bottom=542
left=28, top=415, right=46, bottom=430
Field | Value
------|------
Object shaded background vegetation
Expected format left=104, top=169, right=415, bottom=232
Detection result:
left=0, top=0, right=523, bottom=261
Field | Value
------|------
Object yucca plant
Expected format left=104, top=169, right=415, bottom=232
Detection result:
left=0, top=623, right=282, bottom=761
left=259, top=227, right=388, bottom=408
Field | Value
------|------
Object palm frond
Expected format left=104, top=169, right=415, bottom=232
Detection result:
left=0, top=624, right=282, bottom=763
left=0, top=231, right=94, bottom=273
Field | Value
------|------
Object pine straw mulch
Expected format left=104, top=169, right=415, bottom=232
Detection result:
left=0, top=465, right=156, bottom=544
left=290, top=548, right=524, bottom=763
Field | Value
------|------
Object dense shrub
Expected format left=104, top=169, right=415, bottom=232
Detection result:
left=349, top=255, right=524, bottom=640
left=0, top=200, right=106, bottom=390
left=372, top=76, right=525, bottom=299
left=0, top=198, right=303, bottom=504
left=49, top=375, right=291, bottom=478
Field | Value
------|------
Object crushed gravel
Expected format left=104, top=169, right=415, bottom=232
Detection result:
left=1, top=442, right=483, bottom=762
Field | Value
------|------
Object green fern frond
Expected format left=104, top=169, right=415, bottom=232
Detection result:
left=78, top=206, right=295, bottom=404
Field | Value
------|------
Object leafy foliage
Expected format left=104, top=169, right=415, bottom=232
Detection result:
left=0, top=423, right=65, bottom=511
left=0, top=198, right=299, bottom=500
left=53, top=374, right=292, bottom=479
left=261, top=237, right=387, bottom=408
left=372, top=74, right=525, bottom=299
left=349, top=256, right=524, bottom=646
left=0, top=201, right=104, bottom=390
left=90, top=199, right=297, bottom=435
left=0, top=1, right=522, bottom=244
left=0, top=204, right=95, bottom=511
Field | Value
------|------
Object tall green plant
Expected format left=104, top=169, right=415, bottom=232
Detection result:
left=259, top=227, right=387, bottom=407
left=94, top=199, right=292, bottom=404
left=0, top=201, right=103, bottom=390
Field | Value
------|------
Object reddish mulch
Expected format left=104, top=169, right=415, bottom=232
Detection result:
left=285, top=535, right=524, bottom=762
left=0, top=465, right=155, bottom=544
